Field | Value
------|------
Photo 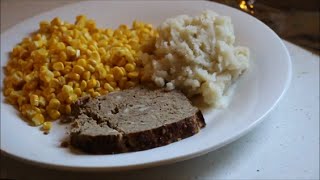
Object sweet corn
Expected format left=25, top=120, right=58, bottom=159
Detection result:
left=48, top=109, right=61, bottom=120
left=66, top=94, right=78, bottom=104
left=128, top=71, right=139, bottom=79
left=48, top=98, right=61, bottom=109
left=62, top=85, right=73, bottom=98
left=80, top=80, right=87, bottom=90
left=30, top=94, right=39, bottom=107
left=125, top=63, right=135, bottom=72
left=86, top=64, right=95, bottom=72
left=103, top=82, right=114, bottom=92
left=92, top=91, right=100, bottom=98
left=32, top=113, right=45, bottom=126
left=3, top=15, right=158, bottom=130
left=74, top=88, right=82, bottom=96
left=65, top=104, right=72, bottom=114
left=42, top=122, right=52, bottom=131
left=66, top=72, right=80, bottom=81
left=73, top=65, right=85, bottom=74
left=66, top=46, right=76, bottom=56
left=76, top=58, right=87, bottom=67
left=87, top=79, right=97, bottom=89
left=105, top=74, right=114, bottom=82
left=112, top=66, right=125, bottom=81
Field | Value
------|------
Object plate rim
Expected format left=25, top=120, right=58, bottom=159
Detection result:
left=0, top=0, right=292, bottom=171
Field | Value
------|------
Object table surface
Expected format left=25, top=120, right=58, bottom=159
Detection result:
left=1, top=1, right=319, bottom=179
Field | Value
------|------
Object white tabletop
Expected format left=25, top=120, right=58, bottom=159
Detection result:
left=1, top=1, right=319, bottom=179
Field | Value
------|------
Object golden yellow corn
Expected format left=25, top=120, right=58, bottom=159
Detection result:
left=29, top=94, right=39, bottom=107
left=76, top=58, right=87, bottom=67
left=42, top=122, right=52, bottom=131
left=32, top=113, right=45, bottom=126
left=48, top=98, right=61, bottom=109
left=3, top=15, right=158, bottom=130
left=48, top=109, right=61, bottom=120
left=66, top=72, right=80, bottom=81
left=125, top=63, right=135, bottom=72
left=80, top=80, right=87, bottom=90
left=112, top=66, right=125, bottom=81
left=128, top=71, right=139, bottom=79
left=65, top=104, right=72, bottom=115
left=103, top=82, right=114, bottom=92
left=74, top=88, right=82, bottom=96
left=87, top=79, right=97, bottom=89
left=73, top=65, right=85, bottom=74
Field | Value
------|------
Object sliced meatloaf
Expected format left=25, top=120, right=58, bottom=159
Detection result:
left=69, top=87, right=205, bottom=154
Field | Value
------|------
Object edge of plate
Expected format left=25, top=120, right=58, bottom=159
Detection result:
left=0, top=0, right=292, bottom=171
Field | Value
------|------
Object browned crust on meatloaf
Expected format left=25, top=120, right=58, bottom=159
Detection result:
left=70, top=110, right=205, bottom=154
left=69, top=87, right=206, bottom=154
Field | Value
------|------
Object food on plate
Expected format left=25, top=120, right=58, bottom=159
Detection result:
left=68, top=86, right=205, bottom=154
left=141, top=10, right=250, bottom=107
left=3, top=9, right=250, bottom=140
left=3, top=15, right=158, bottom=129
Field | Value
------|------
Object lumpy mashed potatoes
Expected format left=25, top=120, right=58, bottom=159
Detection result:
left=142, top=10, right=250, bottom=107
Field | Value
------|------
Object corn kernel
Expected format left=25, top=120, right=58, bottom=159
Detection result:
left=65, top=104, right=72, bottom=114
left=92, top=92, right=100, bottom=98
left=117, top=58, right=127, bottom=67
left=56, top=42, right=66, bottom=51
left=30, top=94, right=39, bottom=107
left=51, top=17, right=63, bottom=26
left=82, top=71, right=91, bottom=80
left=100, top=90, right=108, bottom=95
left=73, top=65, right=85, bottom=74
left=77, top=58, right=87, bottom=67
left=74, top=82, right=80, bottom=88
left=90, top=51, right=101, bottom=62
left=17, top=96, right=27, bottom=107
left=40, top=69, right=54, bottom=83
left=125, top=63, right=135, bottom=72
left=53, top=71, right=61, bottom=77
left=109, top=81, right=117, bottom=88
left=42, top=122, right=52, bottom=131
left=66, top=46, right=76, bottom=57
left=49, top=78, right=60, bottom=89
left=39, top=96, right=46, bottom=107
left=103, top=83, right=114, bottom=92
left=66, top=72, right=80, bottom=81
left=80, top=80, right=87, bottom=90
left=66, top=94, right=78, bottom=104
left=32, top=113, right=45, bottom=126
left=74, top=87, right=82, bottom=96
left=48, top=98, right=60, bottom=109
left=4, top=88, right=14, bottom=96
left=48, top=109, right=61, bottom=120
left=59, top=51, right=67, bottom=61
left=87, top=88, right=95, bottom=94
left=87, top=79, right=97, bottom=89
left=62, top=85, right=73, bottom=97
left=97, top=66, right=107, bottom=79
left=105, top=74, right=114, bottom=82
left=112, top=66, right=125, bottom=81
left=86, top=64, right=95, bottom=72
left=128, top=71, right=139, bottom=79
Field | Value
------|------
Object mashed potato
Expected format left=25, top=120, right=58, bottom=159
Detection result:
left=142, top=10, right=250, bottom=107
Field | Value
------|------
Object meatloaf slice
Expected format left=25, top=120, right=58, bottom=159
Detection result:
left=70, top=87, right=205, bottom=154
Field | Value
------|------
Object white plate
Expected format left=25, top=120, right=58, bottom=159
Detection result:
left=0, top=1, right=291, bottom=171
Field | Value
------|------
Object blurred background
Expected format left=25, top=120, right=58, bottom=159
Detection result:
left=1, top=0, right=319, bottom=53
left=212, top=0, right=320, bottom=53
